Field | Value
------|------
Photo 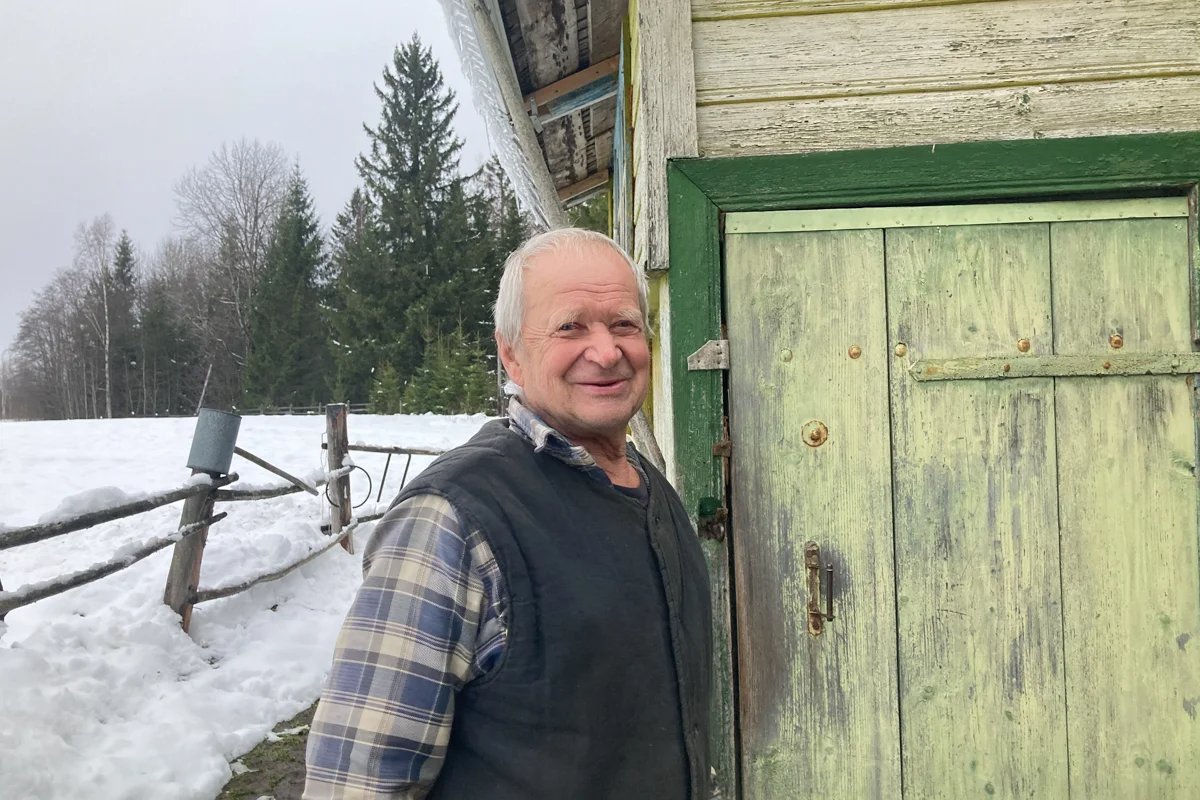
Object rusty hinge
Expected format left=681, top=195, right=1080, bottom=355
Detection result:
left=687, top=339, right=729, bottom=371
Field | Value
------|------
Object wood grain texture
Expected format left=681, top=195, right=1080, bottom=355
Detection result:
left=692, top=0, right=1010, bottom=19
left=887, top=223, right=1069, bottom=798
left=693, top=0, right=1200, bottom=104
left=726, top=228, right=901, bottom=798
left=631, top=0, right=699, bottom=272
left=667, top=166, right=738, bottom=798
left=696, top=75, right=1200, bottom=158
left=1050, top=217, right=1200, bottom=798
left=649, top=274, right=677, bottom=480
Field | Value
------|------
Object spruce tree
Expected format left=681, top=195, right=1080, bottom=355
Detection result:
left=243, top=166, right=329, bottom=407
left=110, top=231, right=140, bottom=415
left=343, top=34, right=468, bottom=391
left=327, top=188, right=389, bottom=401
left=401, top=325, right=495, bottom=415
left=368, top=363, right=403, bottom=414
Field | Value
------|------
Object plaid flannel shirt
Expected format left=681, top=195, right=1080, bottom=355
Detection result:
left=303, top=398, right=647, bottom=799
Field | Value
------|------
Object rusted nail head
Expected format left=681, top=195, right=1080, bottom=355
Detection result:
left=1002, top=363, right=1011, bottom=373
left=848, top=345, right=862, bottom=359
left=1109, top=333, right=1124, bottom=349
left=1017, top=338, right=1031, bottom=353
left=894, top=343, right=908, bottom=358
left=1102, top=361, right=1112, bottom=370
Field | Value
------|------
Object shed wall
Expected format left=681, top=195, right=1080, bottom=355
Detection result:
left=688, top=0, right=1200, bottom=157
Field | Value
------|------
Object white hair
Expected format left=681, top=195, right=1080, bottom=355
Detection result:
left=493, top=228, right=650, bottom=347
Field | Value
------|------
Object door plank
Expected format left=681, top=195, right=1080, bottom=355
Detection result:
left=887, top=224, right=1070, bottom=798
left=1050, top=217, right=1200, bottom=799
left=725, top=229, right=901, bottom=798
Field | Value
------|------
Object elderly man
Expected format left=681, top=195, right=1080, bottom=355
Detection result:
left=304, top=228, right=712, bottom=799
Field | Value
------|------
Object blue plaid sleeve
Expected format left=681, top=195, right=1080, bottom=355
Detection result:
left=303, top=494, right=506, bottom=799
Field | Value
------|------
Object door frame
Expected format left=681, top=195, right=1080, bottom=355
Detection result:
left=667, top=131, right=1200, bottom=800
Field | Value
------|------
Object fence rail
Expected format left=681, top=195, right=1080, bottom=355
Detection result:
left=0, top=475, right=237, bottom=552
left=0, top=403, right=447, bottom=634
left=0, top=513, right=227, bottom=616
left=235, top=403, right=369, bottom=417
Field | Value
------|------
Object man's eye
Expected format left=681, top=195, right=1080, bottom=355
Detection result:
left=557, top=322, right=579, bottom=332
left=613, top=320, right=640, bottom=332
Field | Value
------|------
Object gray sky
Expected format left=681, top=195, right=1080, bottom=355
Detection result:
left=0, top=1, right=491, bottom=354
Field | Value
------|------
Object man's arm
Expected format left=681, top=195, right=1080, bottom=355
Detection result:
left=303, top=494, right=501, bottom=799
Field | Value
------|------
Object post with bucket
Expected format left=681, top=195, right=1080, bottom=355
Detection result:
left=165, top=408, right=241, bottom=632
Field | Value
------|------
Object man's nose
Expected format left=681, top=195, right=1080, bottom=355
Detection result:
left=584, top=328, right=622, bottom=368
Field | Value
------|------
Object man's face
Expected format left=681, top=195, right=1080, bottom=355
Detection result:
left=498, top=242, right=650, bottom=445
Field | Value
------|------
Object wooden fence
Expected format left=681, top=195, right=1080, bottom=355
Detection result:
left=0, top=404, right=444, bottom=633
left=236, top=402, right=370, bottom=417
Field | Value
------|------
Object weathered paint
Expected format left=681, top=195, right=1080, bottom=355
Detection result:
left=727, top=197, right=1188, bottom=234
left=673, top=132, right=1200, bottom=213
left=887, top=223, right=1068, bottom=798
left=667, top=133, right=1200, bottom=800
left=910, top=352, right=1200, bottom=381
left=725, top=228, right=901, bottom=797
left=630, top=0, right=698, bottom=273
left=687, top=0, right=1200, bottom=158
left=668, top=164, right=738, bottom=798
left=692, top=0, right=1011, bottom=19
left=1051, top=217, right=1200, bottom=798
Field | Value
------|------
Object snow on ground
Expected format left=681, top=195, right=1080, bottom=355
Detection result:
left=0, top=412, right=490, bottom=800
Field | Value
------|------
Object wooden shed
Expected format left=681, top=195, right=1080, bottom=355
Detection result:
left=441, top=1, right=1200, bottom=796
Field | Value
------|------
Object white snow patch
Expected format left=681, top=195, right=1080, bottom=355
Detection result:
left=0, top=413, right=488, bottom=799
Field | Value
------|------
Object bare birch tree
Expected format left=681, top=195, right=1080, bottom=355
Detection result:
left=173, top=139, right=289, bottom=350
left=73, top=215, right=117, bottom=418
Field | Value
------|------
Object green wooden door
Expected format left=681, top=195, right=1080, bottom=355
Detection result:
left=724, top=197, right=1200, bottom=799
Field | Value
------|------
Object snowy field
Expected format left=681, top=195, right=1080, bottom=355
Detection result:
left=0, top=412, right=490, bottom=799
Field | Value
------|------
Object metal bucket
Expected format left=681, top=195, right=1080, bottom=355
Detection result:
left=186, top=408, right=242, bottom=476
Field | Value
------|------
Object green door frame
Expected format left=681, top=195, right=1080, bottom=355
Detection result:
left=667, top=131, right=1200, bottom=799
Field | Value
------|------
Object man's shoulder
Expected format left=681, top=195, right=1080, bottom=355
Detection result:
left=401, top=420, right=531, bottom=493
left=438, top=418, right=529, bottom=466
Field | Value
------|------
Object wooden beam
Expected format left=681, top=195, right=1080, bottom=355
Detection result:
left=468, top=0, right=567, bottom=227
left=634, top=0, right=699, bottom=273
left=1, top=514, right=226, bottom=617
left=0, top=474, right=237, bottom=552
left=558, top=169, right=611, bottom=204
left=531, top=75, right=618, bottom=126
left=525, top=55, right=619, bottom=108
left=233, top=446, right=318, bottom=495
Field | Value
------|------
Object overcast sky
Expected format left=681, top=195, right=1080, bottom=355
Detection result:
left=0, top=1, right=491, bottom=354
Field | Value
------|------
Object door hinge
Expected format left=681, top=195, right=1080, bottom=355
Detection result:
left=687, top=339, right=730, bottom=371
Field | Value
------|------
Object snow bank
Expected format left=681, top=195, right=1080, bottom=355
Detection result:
left=0, top=412, right=487, bottom=799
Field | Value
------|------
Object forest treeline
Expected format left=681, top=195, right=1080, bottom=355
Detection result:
left=2, top=35, right=605, bottom=421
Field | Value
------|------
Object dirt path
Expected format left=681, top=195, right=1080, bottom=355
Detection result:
left=218, top=702, right=317, bottom=800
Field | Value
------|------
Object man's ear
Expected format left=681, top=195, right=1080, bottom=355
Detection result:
left=496, top=332, right=524, bottom=386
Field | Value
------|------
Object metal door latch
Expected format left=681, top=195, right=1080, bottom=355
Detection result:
left=805, top=541, right=835, bottom=636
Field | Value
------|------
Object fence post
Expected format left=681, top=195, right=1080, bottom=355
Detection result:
left=165, top=409, right=240, bottom=632
left=326, top=403, right=354, bottom=554
left=163, top=484, right=217, bottom=632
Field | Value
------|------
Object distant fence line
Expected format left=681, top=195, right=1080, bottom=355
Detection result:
left=0, top=403, right=372, bottom=423
left=0, top=403, right=444, bottom=632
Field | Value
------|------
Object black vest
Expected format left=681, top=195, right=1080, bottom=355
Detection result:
left=397, top=420, right=712, bottom=799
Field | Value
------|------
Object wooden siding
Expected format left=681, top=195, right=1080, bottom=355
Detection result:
left=629, top=0, right=700, bottom=502
left=687, top=0, right=1200, bottom=157
left=630, top=0, right=700, bottom=275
